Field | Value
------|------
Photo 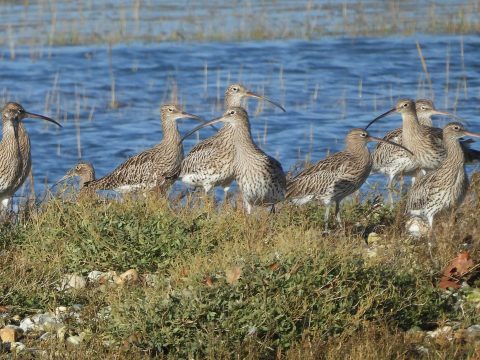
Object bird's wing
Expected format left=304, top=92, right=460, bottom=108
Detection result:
left=292, top=152, right=353, bottom=179
left=405, top=174, right=434, bottom=211
left=287, top=168, right=338, bottom=199
left=85, top=147, right=160, bottom=189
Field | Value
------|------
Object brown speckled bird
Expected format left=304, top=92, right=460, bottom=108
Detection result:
left=287, top=128, right=412, bottom=231
left=0, top=102, right=61, bottom=207
left=83, top=104, right=203, bottom=195
left=182, top=107, right=286, bottom=214
left=180, top=84, right=285, bottom=196
left=371, top=99, right=458, bottom=202
left=59, top=161, right=96, bottom=190
left=405, top=122, right=480, bottom=238
left=368, top=99, right=480, bottom=174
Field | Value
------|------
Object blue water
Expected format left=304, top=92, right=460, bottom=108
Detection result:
left=1, top=35, right=479, bottom=200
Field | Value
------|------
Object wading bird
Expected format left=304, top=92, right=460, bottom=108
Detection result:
left=182, top=107, right=286, bottom=214
left=58, top=161, right=95, bottom=190
left=180, top=84, right=285, bottom=197
left=367, top=99, right=480, bottom=178
left=286, top=128, right=412, bottom=231
left=82, top=104, right=204, bottom=195
left=0, top=102, right=61, bottom=207
left=405, top=122, right=480, bottom=239
left=371, top=99, right=458, bottom=202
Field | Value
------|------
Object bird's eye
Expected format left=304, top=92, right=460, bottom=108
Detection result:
left=168, top=108, right=174, bottom=112
left=360, top=133, right=367, bottom=137
left=403, top=103, right=408, bottom=108
left=232, top=87, right=238, bottom=92
left=454, top=126, right=460, bottom=130
left=421, top=106, right=427, bottom=110
left=230, top=110, right=235, bottom=115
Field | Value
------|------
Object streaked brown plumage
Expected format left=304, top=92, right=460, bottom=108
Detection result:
left=371, top=99, right=458, bottom=200
left=83, top=104, right=202, bottom=194
left=368, top=99, right=445, bottom=173
left=0, top=103, right=61, bottom=207
left=405, top=122, right=480, bottom=236
left=180, top=84, right=285, bottom=194
left=59, top=161, right=96, bottom=190
left=287, top=128, right=412, bottom=230
left=182, top=107, right=286, bottom=214
left=368, top=99, right=480, bottom=181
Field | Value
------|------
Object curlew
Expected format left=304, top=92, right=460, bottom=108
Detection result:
left=405, top=122, right=480, bottom=238
left=371, top=99, right=458, bottom=202
left=58, top=161, right=96, bottom=190
left=286, top=128, right=412, bottom=231
left=367, top=99, right=480, bottom=175
left=0, top=102, right=61, bottom=207
left=180, top=84, right=285, bottom=197
left=82, top=104, right=203, bottom=195
left=181, top=107, right=286, bottom=214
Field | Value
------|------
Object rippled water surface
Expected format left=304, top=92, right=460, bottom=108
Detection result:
left=1, top=35, right=480, bottom=200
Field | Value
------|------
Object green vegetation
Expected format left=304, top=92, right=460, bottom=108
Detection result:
left=1, top=185, right=480, bottom=358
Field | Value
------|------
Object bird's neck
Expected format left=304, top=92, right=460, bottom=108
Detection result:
left=2, top=120, right=19, bottom=142
left=417, top=115, right=433, bottom=127
left=231, top=121, right=258, bottom=156
left=224, top=97, right=243, bottom=109
left=80, top=172, right=95, bottom=189
left=345, top=141, right=371, bottom=163
left=439, top=136, right=465, bottom=173
left=401, top=111, right=424, bottom=150
left=161, top=119, right=181, bottom=146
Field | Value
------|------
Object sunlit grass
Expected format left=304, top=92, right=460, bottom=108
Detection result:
left=0, top=181, right=479, bottom=358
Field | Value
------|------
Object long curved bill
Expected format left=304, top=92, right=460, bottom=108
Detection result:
left=430, top=109, right=464, bottom=122
left=181, top=116, right=225, bottom=143
left=368, top=135, right=414, bottom=155
left=464, top=130, right=480, bottom=138
left=50, top=168, right=76, bottom=190
left=246, top=91, right=286, bottom=112
left=23, top=111, right=62, bottom=127
left=365, top=108, right=396, bottom=129
left=179, top=112, right=218, bottom=131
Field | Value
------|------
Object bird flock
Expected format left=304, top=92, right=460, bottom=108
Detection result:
left=1, top=84, right=479, bottom=240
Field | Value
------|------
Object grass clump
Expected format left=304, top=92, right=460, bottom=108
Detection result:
left=110, top=254, right=453, bottom=358
left=0, top=191, right=479, bottom=358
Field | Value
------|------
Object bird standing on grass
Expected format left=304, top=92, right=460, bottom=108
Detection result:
left=286, top=128, right=412, bottom=231
left=81, top=104, right=204, bottom=195
left=371, top=99, right=458, bottom=196
left=182, top=107, right=286, bottom=214
left=405, top=122, right=480, bottom=239
left=368, top=99, right=480, bottom=174
left=0, top=102, right=61, bottom=208
left=180, top=84, right=285, bottom=196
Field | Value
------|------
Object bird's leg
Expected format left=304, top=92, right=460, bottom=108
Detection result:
left=323, top=205, right=331, bottom=233
left=223, top=186, right=230, bottom=202
left=269, top=204, right=276, bottom=214
left=387, top=177, right=395, bottom=206
left=221, top=187, right=232, bottom=210
left=425, top=215, right=440, bottom=266
left=335, top=201, right=344, bottom=231
left=427, top=227, right=439, bottom=267
left=244, top=201, right=253, bottom=215
left=200, top=184, right=215, bottom=209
